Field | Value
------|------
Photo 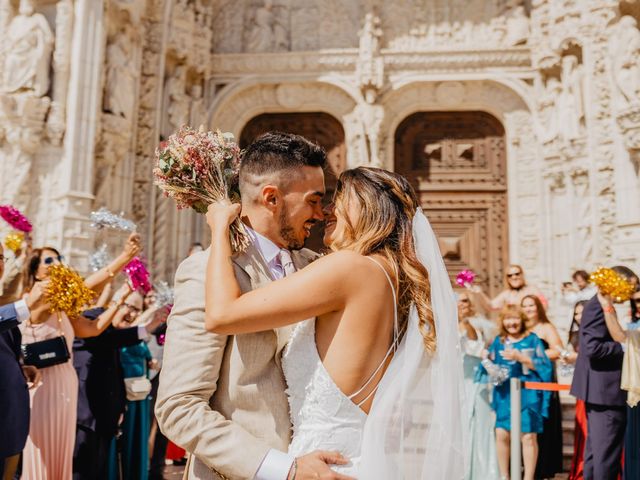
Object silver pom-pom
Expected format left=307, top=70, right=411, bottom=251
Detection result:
left=90, top=207, right=136, bottom=232
left=153, top=281, right=174, bottom=308
left=88, top=244, right=111, bottom=272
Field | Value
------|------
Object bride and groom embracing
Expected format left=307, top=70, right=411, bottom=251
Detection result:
left=156, top=132, right=466, bottom=480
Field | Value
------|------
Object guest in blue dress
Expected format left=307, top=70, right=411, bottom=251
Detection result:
left=119, top=341, right=153, bottom=480
left=481, top=305, right=552, bottom=480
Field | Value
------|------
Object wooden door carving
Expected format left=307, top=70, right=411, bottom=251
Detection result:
left=395, top=111, right=508, bottom=294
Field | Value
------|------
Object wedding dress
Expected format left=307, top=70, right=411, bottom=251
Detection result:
left=282, top=209, right=466, bottom=479
left=282, top=258, right=399, bottom=475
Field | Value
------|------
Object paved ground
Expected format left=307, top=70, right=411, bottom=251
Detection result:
left=163, top=464, right=185, bottom=478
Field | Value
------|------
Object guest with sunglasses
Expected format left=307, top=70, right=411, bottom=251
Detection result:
left=19, top=239, right=141, bottom=480
left=468, top=264, right=547, bottom=314
left=72, top=281, right=162, bottom=480
left=110, top=291, right=165, bottom=480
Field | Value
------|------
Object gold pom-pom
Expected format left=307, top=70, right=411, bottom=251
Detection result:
left=4, top=232, right=24, bottom=252
left=590, top=267, right=635, bottom=303
left=45, top=264, right=96, bottom=318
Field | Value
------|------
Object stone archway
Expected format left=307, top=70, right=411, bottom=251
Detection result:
left=381, top=79, right=545, bottom=291
left=239, top=111, right=346, bottom=251
left=395, top=111, right=508, bottom=295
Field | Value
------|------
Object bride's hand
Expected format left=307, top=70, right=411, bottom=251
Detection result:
left=206, top=200, right=241, bottom=232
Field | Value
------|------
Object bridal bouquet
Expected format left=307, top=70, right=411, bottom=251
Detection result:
left=153, top=126, right=250, bottom=252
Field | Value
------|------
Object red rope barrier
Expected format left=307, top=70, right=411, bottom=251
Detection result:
left=523, top=381, right=571, bottom=392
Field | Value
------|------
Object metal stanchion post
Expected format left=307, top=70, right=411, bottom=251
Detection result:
left=510, top=377, right=522, bottom=480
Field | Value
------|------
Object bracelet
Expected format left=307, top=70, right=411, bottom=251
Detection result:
left=105, top=267, right=115, bottom=279
left=603, top=305, right=615, bottom=314
left=287, top=458, right=298, bottom=480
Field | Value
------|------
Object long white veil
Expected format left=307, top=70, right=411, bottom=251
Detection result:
left=358, top=208, right=467, bottom=479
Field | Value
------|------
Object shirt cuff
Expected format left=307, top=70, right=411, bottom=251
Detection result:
left=254, top=449, right=294, bottom=480
left=137, top=325, right=150, bottom=340
left=14, top=299, right=30, bottom=323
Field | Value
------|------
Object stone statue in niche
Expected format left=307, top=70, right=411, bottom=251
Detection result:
left=189, top=84, right=207, bottom=128
left=505, top=3, right=529, bottom=46
left=610, top=16, right=640, bottom=108
left=245, top=0, right=288, bottom=53
left=103, top=28, right=138, bottom=120
left=558, top=55, right=585, bottom=141
left=1, top=0, right=54, bottom=97
left=165, top=66, right=190, bottom=135
left=356, top=12, right=384, bottom=97
left=353, top=102, right=384, bottom=167
left=539, top=77, right=561, bottom=143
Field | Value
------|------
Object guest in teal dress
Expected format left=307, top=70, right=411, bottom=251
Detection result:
left=458, top=292, right=501, bottom=480
left=480, top=305, right=552, bottom=480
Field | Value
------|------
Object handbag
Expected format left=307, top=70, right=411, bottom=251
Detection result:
left=21, top=312, right=70, bottom=369
left=124, top=361, right=152, bottom=401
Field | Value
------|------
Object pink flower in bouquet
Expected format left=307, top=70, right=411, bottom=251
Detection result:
left=0, top=205, right=33, bottom=233
left=456, top=269, right=476, bottom=287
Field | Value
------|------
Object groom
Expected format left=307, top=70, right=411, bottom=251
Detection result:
left=156, top=132, right=350, bottom=480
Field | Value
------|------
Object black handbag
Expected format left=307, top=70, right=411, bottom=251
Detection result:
left=21, top=312, right=71, bottom=368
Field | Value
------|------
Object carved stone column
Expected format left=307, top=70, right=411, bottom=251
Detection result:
left=52, top=0, right=107, bottom=268
left=46, top=0, right=73, bottom=145
left=583, top=5, right=619, bottom=263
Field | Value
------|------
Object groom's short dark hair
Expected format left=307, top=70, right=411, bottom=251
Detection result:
left=240, top=131, right=327, bottom=179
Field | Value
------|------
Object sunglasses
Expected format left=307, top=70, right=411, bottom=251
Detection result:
left=42, top=255, right=64, bottom=265
left=632, top=297, right=640, bottom=304
left=507, top=272, right=522, bottom=278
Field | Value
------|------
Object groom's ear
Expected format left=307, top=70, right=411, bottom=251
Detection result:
left=261, top=185, right=280, bottom=210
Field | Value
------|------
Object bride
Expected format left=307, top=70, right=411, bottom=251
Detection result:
left=205, top=167, right=466, bottom=479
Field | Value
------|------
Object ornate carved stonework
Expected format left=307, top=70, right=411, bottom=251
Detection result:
left=2, top=0, right=638, bottom=286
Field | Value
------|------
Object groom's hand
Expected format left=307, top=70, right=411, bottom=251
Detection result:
left=292, top=451, right=355, bottom=480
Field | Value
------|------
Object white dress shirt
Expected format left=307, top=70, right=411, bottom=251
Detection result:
left=247, top=228, right=297, bottom=480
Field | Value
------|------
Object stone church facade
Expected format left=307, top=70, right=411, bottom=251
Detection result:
left=1, top=0, right=639, bottom=315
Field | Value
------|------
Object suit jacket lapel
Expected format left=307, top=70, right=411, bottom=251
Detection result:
left=231, top=241, right=275, bottom=289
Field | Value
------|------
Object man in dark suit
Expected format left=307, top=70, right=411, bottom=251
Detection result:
left=72, top=302, right=163, bottom=479
left=0, top=243, right=44, bottom=479
left=570, top=266, right=634, bottom=480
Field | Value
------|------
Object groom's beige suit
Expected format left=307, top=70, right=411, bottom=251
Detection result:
left=156, top=242, right=318, bottom=480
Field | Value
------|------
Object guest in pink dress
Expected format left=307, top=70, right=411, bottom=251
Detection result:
left=19, top=246, right=138, bottom=479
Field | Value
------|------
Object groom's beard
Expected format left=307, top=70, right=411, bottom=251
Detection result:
left=279, top=204, right=313, bottom=250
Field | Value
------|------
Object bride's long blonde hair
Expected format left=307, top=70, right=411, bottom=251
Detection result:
left=329, top=167, right=436, bottom=352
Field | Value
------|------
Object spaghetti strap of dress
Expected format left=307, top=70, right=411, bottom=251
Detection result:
left=346, top=256, right=400, bottom=406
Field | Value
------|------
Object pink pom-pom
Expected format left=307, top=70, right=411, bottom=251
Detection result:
left=124, top=257, right=152, bottom=294
left=0, top=205, right=33, bottom=233
left=456, top=269, right=476, bottom=287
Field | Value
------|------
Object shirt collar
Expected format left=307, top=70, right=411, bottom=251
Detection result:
left=246, top=226, right=282, bottom=265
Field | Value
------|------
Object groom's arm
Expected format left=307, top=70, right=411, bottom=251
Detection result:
left=155, top=251, right=275, bottom=479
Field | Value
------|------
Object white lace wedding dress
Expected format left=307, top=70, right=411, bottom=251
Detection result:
left=281, top=258, right=398, bottom=476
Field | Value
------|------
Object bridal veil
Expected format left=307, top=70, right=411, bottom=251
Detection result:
left=358, top=208, right=468, bottom=479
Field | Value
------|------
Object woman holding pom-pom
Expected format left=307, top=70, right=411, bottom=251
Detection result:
left=19, top=236, right=140, bottom=480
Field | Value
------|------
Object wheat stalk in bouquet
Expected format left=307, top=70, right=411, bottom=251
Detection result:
left=153, top=126, right=250, bottom=252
